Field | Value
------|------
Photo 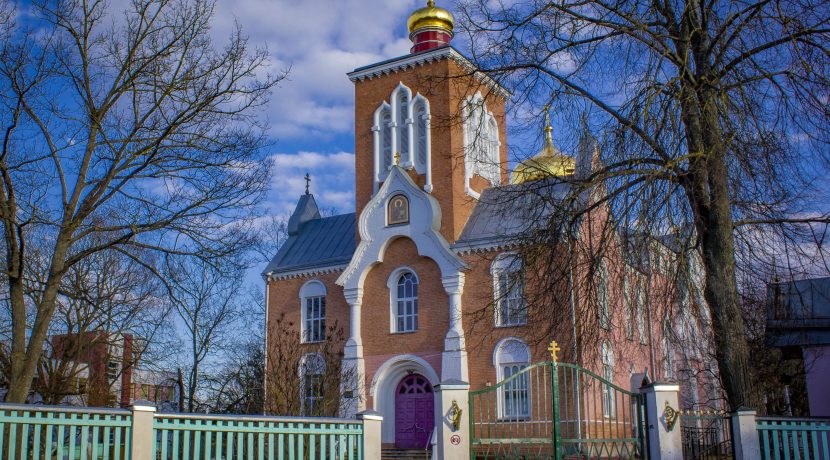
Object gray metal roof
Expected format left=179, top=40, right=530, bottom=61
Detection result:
left=767, top=277, right=830, bottom=347
left=263, top=213, right=356, bottom=276
left=454, top=179, right=573, bottom=249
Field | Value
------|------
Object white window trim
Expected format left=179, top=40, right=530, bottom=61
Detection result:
left=491, top=253, right=526, bottom=327
left=493, top=337, right=531, bottom=420
left=299, top=280, right=327, bottom=344
left=388, top=266, right=420, bottom=334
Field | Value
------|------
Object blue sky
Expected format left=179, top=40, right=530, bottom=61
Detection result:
left=209, top=0, right=434, bottom=218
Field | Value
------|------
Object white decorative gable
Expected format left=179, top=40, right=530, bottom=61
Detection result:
left=337, top=165, right=466, bottom=291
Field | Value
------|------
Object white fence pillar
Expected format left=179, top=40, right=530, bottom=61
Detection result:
left=642, top=383, right=682, bottom=460
left=130, top=401, right=156, bottom=460
left=434, top=380, right=470, bottom=460
left=731, top=409, right=761, bottom=460
left=358, top=410, right=383, bottom=460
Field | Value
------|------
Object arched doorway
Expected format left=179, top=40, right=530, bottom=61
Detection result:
left=394, top=373, right=435, bottom=449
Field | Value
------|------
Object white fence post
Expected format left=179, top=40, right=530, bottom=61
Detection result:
left=642, top=383, right=682, bottom=460
left=130, top=401, right=156, bottom=460
left=731, top=409, right=761, bottom=460
left=434, top=380, right=470, bottom=460
left=358, top=410, right=383, bottom=460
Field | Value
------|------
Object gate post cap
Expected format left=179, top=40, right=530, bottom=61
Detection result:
left=357, top=410, right=383, bottom=421
left=130, top=400, right=157, bottom=412
left=435, top=379, right=469, bottom=390
left=639, top=382, right=679, bottom=392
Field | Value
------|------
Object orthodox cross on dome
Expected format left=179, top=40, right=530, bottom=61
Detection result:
left=394, top=152, right=401, bottom=166
left=543, top=104, right=554, bottom=145
left=548, top=340, right=561, bottom=362
left=304, top=172, right=311, bottom=195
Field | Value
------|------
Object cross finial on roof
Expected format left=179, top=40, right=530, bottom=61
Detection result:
left=394, top=152, right=401, bottom=166
left=543, top=104, right=553, bottom=145
left=304, top=172, right=311, bottom=195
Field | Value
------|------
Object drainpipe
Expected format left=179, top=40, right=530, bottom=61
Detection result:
left=566, top=231, right=583, bottom=442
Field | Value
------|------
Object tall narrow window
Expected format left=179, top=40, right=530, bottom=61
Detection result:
left=492, top=254, right=526, bottom=327
left=391, top=270, right=419, bottom=333
left=601, top=342, right=616, bottom=418
left=494, top=338, right=530, bottom=419
left=300, top=353, right=325, bottom=416
left=597, top=260, right=610, bottom=330
left=663, top=319, right=675, bottom=380
left=300, top=281, right=326, bottom=343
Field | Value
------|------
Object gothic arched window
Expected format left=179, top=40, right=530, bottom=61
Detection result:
left=493, top=337, right=530, bottom=419
left=372, top=83, right=432, bottom=192
left=389, top=268, right=419, bottom=333
left=463, top=92, right=501, bottom=198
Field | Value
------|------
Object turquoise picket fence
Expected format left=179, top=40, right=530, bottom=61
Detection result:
left=153, top=413, right=364, bottom=460
left=0, top=403, right=133, bottom=459
left=757, top=416, right=830, bottom=460
left=1, top=403, right=366, bottom=460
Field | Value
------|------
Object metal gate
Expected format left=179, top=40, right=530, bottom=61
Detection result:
left=469, top=360, right=648, bottom=459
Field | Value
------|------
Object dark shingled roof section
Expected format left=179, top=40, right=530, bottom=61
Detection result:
left=263, top=213, right=356, bottom=276
left=454, top=179, right=573, bottom=248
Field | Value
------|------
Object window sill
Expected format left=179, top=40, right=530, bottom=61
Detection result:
left=300, top=339, right=325, bottom=345
left=495, top=323, right=527, bottom=329
left=392, top=330, right=418, bottom=335
left=496, top=416, right=531, bottom=422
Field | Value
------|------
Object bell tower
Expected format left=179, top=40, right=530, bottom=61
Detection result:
left=348, top=1, right=509, bottom=243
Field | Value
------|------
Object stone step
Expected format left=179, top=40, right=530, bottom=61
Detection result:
left=381, top=448, right=432, bottom=460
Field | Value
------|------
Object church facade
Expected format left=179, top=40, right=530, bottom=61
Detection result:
left=263, top=1, right=719, bottom=449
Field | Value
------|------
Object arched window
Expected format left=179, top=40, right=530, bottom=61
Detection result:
left=372, top=84, right=431, bottom=191
left=299, top=353, right=325, bottom=416
left=300, top=280, right=326, bottom=343
left=389, top=268, right=419, bottom=333
left=491, top=254, right=526, bottom=327
left=463, top=92, right=501, bottom=197
left=494, top=338, right=530, bottom=419
left=601, top=342, right=616, bottom=418
left=636, top=282, right=647, bottom=344
left=596, top=260, right=610, bottom=330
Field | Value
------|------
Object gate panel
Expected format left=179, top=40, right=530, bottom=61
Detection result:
left=469, top=361, right=648, bottom=459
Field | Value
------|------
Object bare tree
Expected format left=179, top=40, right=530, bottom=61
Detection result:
left=0, top=0, right=284, bottom=402
left=166, top=256, right=244, bottom=412
left=456, top=0, right=830, bottom=409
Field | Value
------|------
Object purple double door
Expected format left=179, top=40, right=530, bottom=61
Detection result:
left=394, top=374, right=435, bottom=449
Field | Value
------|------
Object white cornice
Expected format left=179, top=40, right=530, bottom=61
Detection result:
left=265, top=264, right=348, bottom=282
left=347, top=47, right=511, bottom=100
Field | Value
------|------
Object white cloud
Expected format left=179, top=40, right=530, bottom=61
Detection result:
left=268, top=151, right=356, bottom=216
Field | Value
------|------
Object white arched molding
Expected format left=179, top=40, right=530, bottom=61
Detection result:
left=492, top=337, right=531, bottom=419
left=299, top=280, right=327, bottom=343
left=387, top=266, right=420, bottom=333
left=463, top=92, right=501, bottom=199
left=372, top=83, right=432, bottom=193
left=370, top=354, right=440, bottom=444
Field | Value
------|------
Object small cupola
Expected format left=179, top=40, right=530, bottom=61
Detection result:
left=407, top=0, right=455, bottom=53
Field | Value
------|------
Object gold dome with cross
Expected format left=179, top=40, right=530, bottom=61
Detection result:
left=510, top=109, right=576, bottom=184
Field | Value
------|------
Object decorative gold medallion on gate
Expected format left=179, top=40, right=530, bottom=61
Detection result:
left=547, top=340, right=561, bottom=362
left=449, top=400, right=462, bottom=431
left=664, top=400, right=679, bottom=431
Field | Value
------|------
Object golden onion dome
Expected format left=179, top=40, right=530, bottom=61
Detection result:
left=407, top=0, right=455, bottom=34
left=511, top=113, right=576, bottom=184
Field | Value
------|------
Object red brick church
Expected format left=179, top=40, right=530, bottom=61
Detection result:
left=263, top=0, right=720, bottom=450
